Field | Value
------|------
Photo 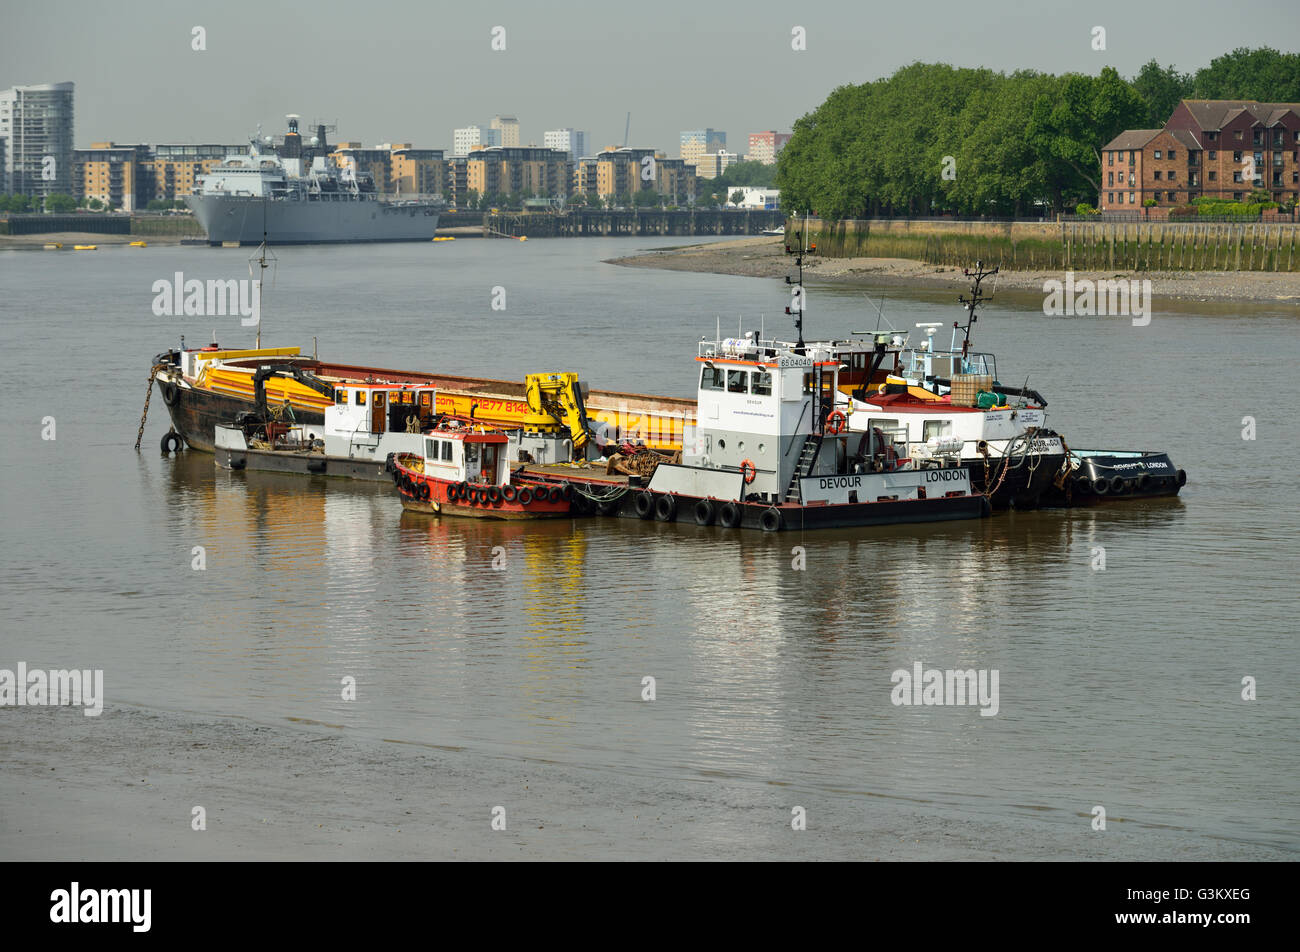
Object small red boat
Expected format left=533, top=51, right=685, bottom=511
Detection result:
left=389, top=418, right=571, bottom=519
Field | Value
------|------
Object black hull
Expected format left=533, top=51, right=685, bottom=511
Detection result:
left=158, top=381, right=325, bottom=453
left=1042, top=451, right=1185, bottom=506
left=571, top=485, right=989, bottom=531
left=963, top=453, right=1067, bottom=510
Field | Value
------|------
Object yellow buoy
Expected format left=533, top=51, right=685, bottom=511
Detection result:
left=73, top=244, right=97, bottom=251
left=129, top=240, right=147, bottom=247
left=43, top=242, right=64, bottom=250
left=519, top=236, right=527, bottom=241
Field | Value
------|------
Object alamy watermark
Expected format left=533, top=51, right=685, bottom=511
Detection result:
left=1043, top=272, right=1151, bottom=326
left=1, top=663, right=103, bottom=716
left=890, top=662, right=999, bottom=716
left=152, top=272, right=260, bottom=326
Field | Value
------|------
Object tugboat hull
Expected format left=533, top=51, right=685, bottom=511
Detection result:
left=1045, top=450, right=1186, bottom=505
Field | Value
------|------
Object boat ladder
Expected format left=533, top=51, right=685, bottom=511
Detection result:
left=784, top=434, right=822, bottom=502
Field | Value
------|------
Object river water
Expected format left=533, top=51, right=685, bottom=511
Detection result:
left=2, top=237, right=1297, bottom=859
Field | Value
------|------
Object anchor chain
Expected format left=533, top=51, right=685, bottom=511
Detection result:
left=134, top=364, right=165, bottom=451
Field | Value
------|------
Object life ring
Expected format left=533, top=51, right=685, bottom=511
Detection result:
left=418, top=482, right=431, bottom=501
left=160, top=430, right=184, bottom=453
left=634, top=491, right=655, bottom=519
left=759, top=507, right=783, bottom=532
left=739, top=459, right=757, bottom=484
left=694, top=498, right=716, bottom=526
left=488, top=486, right=502, bottom=504
left=825, top=410, right=847, bottom=435
left=517, top=487, right=534, bottom=505
left=718, top=501, right=742, bottom=528
left=160, top=381, right=180, bottom=406
left=654, top=493, right=677, bottom=522
left=501, top=484, right=518, bottom=502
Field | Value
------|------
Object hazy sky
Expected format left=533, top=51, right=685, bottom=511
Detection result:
left=5, top=0, right=1298, bottom=153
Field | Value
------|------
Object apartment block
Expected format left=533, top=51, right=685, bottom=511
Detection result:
left=747, top=131, right=791, bottom=165
left=543, top=128, right=587, bottom=159
left=72, top=142, right=153, bottom=210
left=465, top=146, right=571, bottom=200
left=680, top=129, right=726, bottom=168
left=692, top=151, right=740, bottom=180
left=490, top=115, right=520, bottom=148
left=146, top=144, right=244, bottom=201
left=1, top=81, right=75, bottom=199
left=1100, top=100, right=1300, bottom=211
left=453, top=125, right=501, bottom=156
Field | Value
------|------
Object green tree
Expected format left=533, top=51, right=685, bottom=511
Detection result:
left=729, top=189, right=746, bottom=206
left=45, top=193, right=77, bottom=213
left=1192, top=47, right=1300, bottom=102
left=1131, top=60, right=1193, bottom=127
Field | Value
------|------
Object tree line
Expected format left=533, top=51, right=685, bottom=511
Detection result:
left=775, top=47, right=1300, bottom=219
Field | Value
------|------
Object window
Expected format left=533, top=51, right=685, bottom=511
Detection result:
left=425, top=438, right=437, bottom=458
left=1167, top=192, right=1178, bottom=203
left=1208, top=131, right=1217, bottom=141
left=1107, top=171, right=1113, bottom=186
left=1233, top=171, right=1243, bottom=183
left=1234, top=130, right=1243, bottom=141
left=1153, top=170, right=1162, bottom=180
left=1233, top=192, right=1243, bottom=201
left=726, top=369, right=748, bottom=394
left=354, top=390, right=365, bottom=406
left=1107, top=152, right=1114, bottom=166
left=802, top=373, right=815, bottom=395
left=1169, top=150, right=1176, bottom=160
left=700, top=366, right=724, bottom=391
left=1209, top=150, right=1217, bottom=160
left=1128, top=192, right=1135, bottom=204
left=1233, top=150, right=1242, bottom=162
left=1152, top=191, right=1161, bottom=202
left=442, top=441, right=453, bottom=461
left=923, top=420, right=953, bottom=441
left=1107, top=192, right=1114, bottom=204
left=335, top=389, right=346, bottom=404
left=1154, top=150, right=1162, bottom=159
left=1168, top=170, right=1176, bottom=180
left=751, top=371, right=772, bottom=396
left=465, top=443, right=479, bottom=464
left=868, top=418, right=899, bottom=432
left=1118, top=151, right=1125, bottom=162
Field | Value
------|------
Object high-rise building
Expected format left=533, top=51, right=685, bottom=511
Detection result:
left=490, top=115, right=521, bottom=148
left=680, top=129, right=726, bottom=168
left=543, top=128, right=587, bottom=159
left=465, top=146, right=570, bottom=200
left=0, top=136, right=7, bottom=194
left=693, top=151, right=740, bottom=180
left=0, top=81, right=75, bottom=199
left=747, top=131, right=791, bottom=165
left=453, top=125, right=502, bottom=156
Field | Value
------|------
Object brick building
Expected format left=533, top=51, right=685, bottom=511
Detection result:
left=1100, top=100, right=1300, bottom=212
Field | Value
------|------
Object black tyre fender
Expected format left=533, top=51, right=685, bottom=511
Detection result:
left=501, top=484, right=518, bottom=503
left=418, top=482, right=431, bottom=501
left=533, top=485, right=551, bottom=503
left=384, top=452, right=397, bottom=474
left=160, top=430, right=184, bottom=454
left=694, top=498, right=716, bottom=526
left=488, top=486, right=502, bottom=504
left=160, top=380, right=180, bottom=406
left=634, top=491, right=655, bottom=519
left=1109, top=475, right=1127, bottom=494
left=718, top=501, right=742, bottom=528
left=1176, top=469, right=1187, bottom=487
left=1092, top=476, right=1109, bottom=495
left=555, top=483, right=572, bottom=501
left=517, top=487, right=533, bottom=505
left=1136, top=473, right=1152, bottom=492
left=654, top=493, right=677, bottom=522
left=1073, top=474, right=1093, bottom=493
left=759, top=507, right=782, bottom=532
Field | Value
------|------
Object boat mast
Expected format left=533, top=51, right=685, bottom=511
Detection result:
left=784, top=210, right=815, bottom=350
left=956, top=260, right=997, bottom=360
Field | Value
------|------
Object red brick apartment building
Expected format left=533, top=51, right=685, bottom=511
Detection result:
left=1099, top=100, right=1300, bottom=212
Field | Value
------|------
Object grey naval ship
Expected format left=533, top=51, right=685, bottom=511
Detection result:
left=185, top=116, right=442, bottom=244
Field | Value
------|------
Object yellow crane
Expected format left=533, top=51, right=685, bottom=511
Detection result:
left=522, top=372, right=594, bottom=454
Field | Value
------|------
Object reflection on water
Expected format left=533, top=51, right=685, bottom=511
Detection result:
left=2, top=238, right=1297, bottom=853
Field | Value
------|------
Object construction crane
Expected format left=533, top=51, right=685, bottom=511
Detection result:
left=623, top=112, right=630, bottom=148
left=522, top=372, right=595, bottom=455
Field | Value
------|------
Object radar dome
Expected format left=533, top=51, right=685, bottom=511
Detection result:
left=310, top=136, right=320, bottom=146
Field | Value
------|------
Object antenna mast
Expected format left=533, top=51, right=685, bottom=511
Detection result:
left=955, top=259, right=997, bottom=359
left=784, top=210, right=815, bottom=350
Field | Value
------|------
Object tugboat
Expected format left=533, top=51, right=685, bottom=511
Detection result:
left=389, top=418, right=571, bottom=519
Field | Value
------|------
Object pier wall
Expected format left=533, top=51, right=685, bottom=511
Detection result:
left=482, top=208, right=785, bottom=239
left=796, top=218, right=1300, bottom=272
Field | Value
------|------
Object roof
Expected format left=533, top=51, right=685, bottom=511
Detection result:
left=1175, top=99, right=1300, bottom=130
left=1167, top=128, right=1203, bottom=150
left=1101, top=130, right=1162, bottom=151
